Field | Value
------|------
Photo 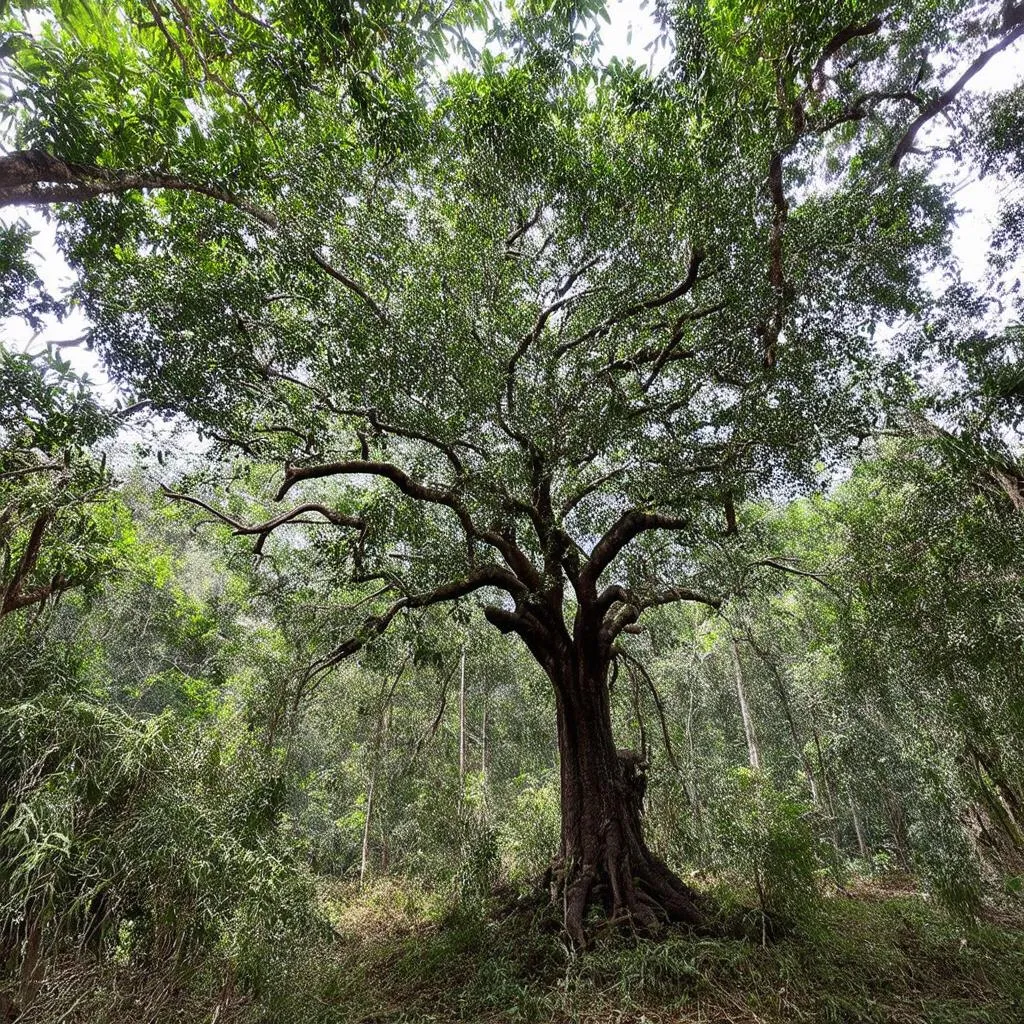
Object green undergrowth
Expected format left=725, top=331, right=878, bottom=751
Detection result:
left=10, top=879, right=1024, bottom=1024
left=266, top=878, right=1024, bottom=1024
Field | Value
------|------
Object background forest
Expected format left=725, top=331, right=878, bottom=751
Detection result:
left=2, top=0, right=1024, bottom=1021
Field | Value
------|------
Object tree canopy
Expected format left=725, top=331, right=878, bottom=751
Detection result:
left=5, top=0, right=1016, bottom=646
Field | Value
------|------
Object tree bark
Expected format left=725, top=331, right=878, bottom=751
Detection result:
left=480, top=702, right=487, bottom=778
left=360, top=771, right=375, bottom=887
left=730, top=638, right=761, bottom=770
left=361, top=663, right=400, bottom=886
left=684, top=658, right=704, bottom=840
left=546, top=646, right=706, bottom=947
left=849, top=791, right=869, bottom=860
left=458, top=645, right=466, bottom=790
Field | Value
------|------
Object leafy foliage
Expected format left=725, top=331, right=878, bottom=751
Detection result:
left=0, top=350, right=126, bottom=617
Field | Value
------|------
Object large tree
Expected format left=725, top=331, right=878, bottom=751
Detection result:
left=2, top=0, right=1022, bottom=941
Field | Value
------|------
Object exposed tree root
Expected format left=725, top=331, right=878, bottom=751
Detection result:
left=549, top=844, right=710, bottom=949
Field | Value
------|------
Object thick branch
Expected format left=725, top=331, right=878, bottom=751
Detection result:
left=640, top=585, right=723, bottom=611
left=277, top=458, right=542, bottom=588
left=723, top=492, right=738, bottom=536
left=559, top=247, right=704, bottom=356
left=360, top=407, right=466, bottom=476
left=505, top=205, right=542, bottom=250
left=593, top=581, right=628, bottom=621
left=162, top=486, right=364, bottom=554
left=581, top=510, right=690, bottom=594
left=560, top=466, right=628, bottom=518
left=278, top=457, right=467, bottom=514
left=597, top=582, right=721, bottom=650
left=0, top=149, right=273, bottom=222
left=745, top=557, right=836, bottom=589
left=0, top=461, right=64, bottom=482
left=813, top=16, right=885, bottom=87
left=0, top=511, right=79, bottom=617
left=760, top=151, right=789, bottom=370
left=1, top=578, right=68, bottom=614
left=309, top=565, right=528, bottom=678
left=890, top=21, right=1024, bottom=166
left=0, top=150, right=385, bottom=319
left=617, top=247, right=705, bottom=318
left=598, top=342, right=698, bottom=380
left=500, top=281, right=596, bottom=456
left=483, top=602, right=562, bottom=673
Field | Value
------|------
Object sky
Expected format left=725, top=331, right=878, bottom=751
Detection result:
left=1, top=2, right=1022, bottom=413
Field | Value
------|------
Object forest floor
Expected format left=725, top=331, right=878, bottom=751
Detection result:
left=288, top=875, right=1024, bottom=1024
left=9, top=875, right=1024, bottom=1023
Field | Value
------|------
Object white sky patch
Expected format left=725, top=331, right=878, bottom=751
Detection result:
left=598, top=0, right=672, bottom=72
left=931, top=44, right=1024, bottom=291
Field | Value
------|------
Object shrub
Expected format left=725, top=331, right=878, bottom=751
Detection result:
left=710, top=768, right=822, bottom=932
left=0, top=678, right=323, bottom=1010
left=499, top=772, right=560, bottom=884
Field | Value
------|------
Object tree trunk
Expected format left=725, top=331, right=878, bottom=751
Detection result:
left=970, top=742, right=1024, bottom=835
left=881, top=784, right=912, bottom=871
left=849, top=791, right=869, bottom=860
left=730, top=638, right=761, bottom=770
left=485, top=583, right=713, bottom=943
left=458, top=645, right=466, bottom=789
left=683, top=660, right=705, bottom=844
left=746, top=633, right=822, bottom=807
left=549, top=650, right=706, bottom=947
left=810, top=723, right=837, bottom=820
left=480, top=702, right=487, bottom=778
left=360, top=771, right=375, bottom=887
left=361, top=668, right=398, bottom=887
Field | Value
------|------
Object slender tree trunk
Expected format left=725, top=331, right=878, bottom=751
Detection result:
left=480, top=702, right=487, bottom=778
left=548, top=646, right=706, bottom=947
left=361, top=665, right=400, bottom=886
left=810, top=724, right=837, bottom=819
left=730, top=638, right=761, bottom=770
left=747, top=634, right=822, bottom=805
left=805, top=759, right=821, bottom=807
left=849, top=792, right=869, bottom=859
left=988, top=463, right=1024, bottom=514
left=458, top=645, right=466, bottom=789
left=881, top=784, right=912, bottom=871
left=970, top=748, right=1024, bottom=850
left=971, top=742, right=1024, bottom=832
left=684, top=663, right=703, bottom=833
left=18, top=915, right=42, bottom=1009
left=360, top=771, right=375, bottom=887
